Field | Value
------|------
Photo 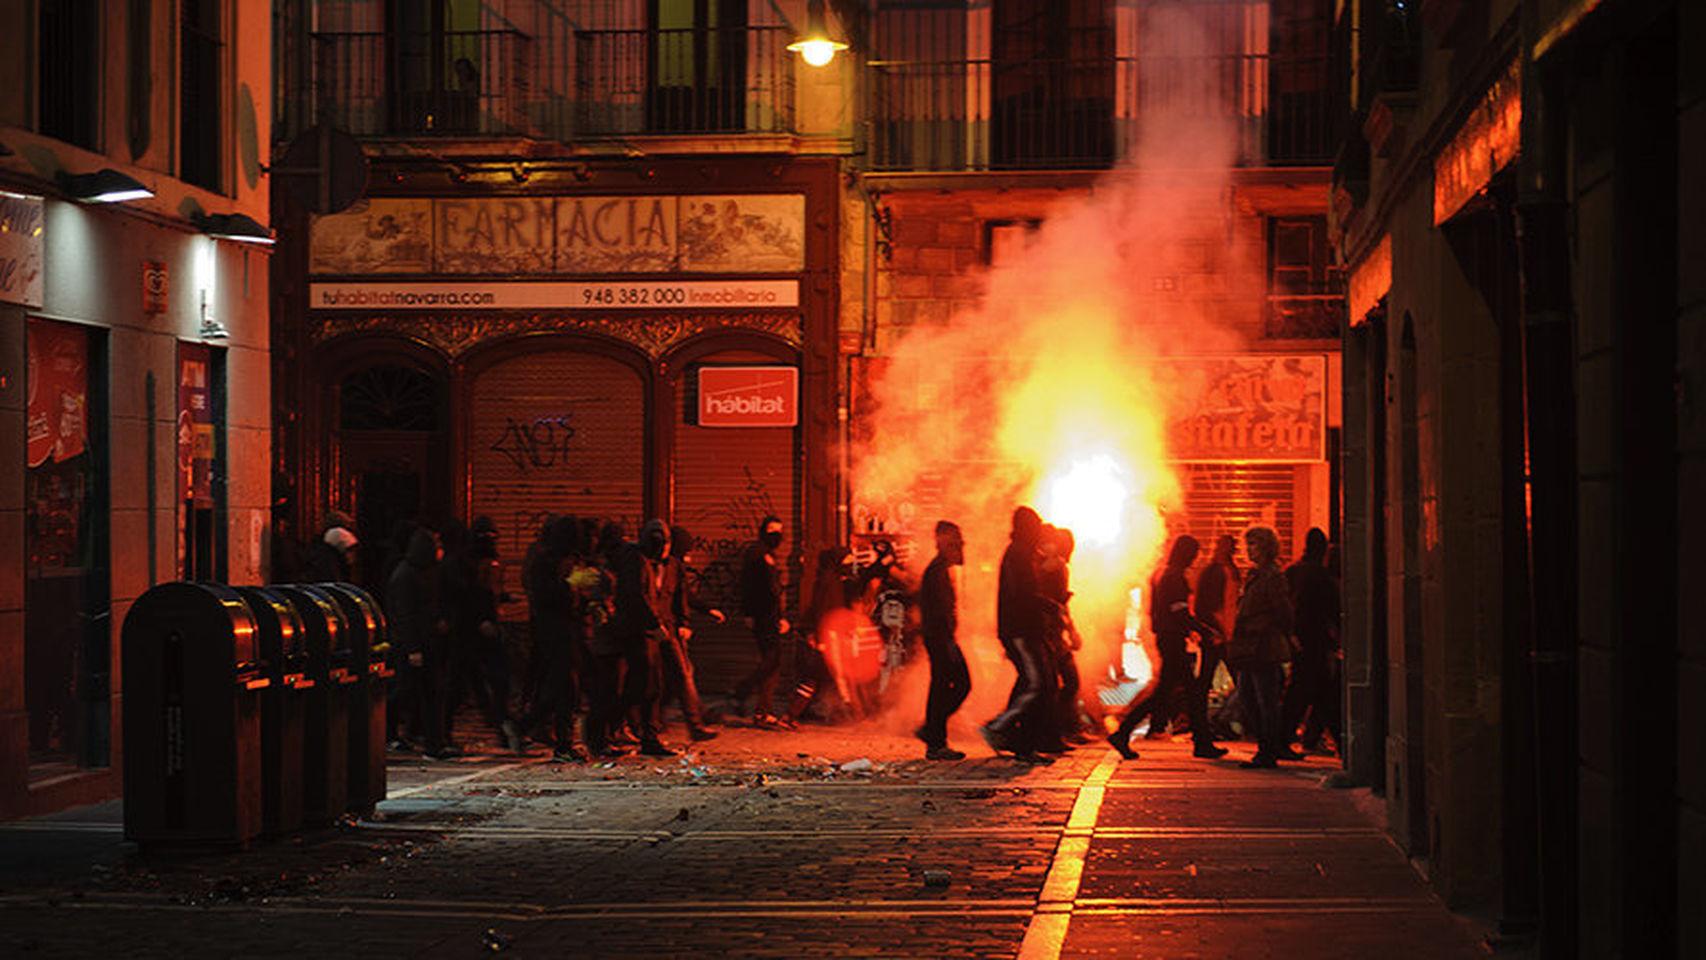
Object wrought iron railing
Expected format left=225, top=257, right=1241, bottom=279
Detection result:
left=869, top=53, right=1335, bottom=170
left=574, top=25, right=795, bottom=137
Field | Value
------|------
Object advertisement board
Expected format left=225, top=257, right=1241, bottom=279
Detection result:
left=696, top=366, right=799, bottom=428
left=1165, top=354, right=1328, bottom=463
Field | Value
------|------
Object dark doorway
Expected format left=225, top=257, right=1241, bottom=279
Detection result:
left=991, top=0, right=1113, bottom=167
left=335, top=363, right=447, bottom=590
left=648, top=0, right=749, bottom=132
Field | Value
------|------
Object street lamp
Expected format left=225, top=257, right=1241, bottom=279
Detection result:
left=787, top=0, right=848, bottom=67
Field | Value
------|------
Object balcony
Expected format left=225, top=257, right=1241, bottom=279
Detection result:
left=574, top=26, right=795, bottom=137
left=868, top=52, right=1335, bottom=171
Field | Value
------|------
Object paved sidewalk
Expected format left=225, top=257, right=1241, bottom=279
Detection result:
left=0, top=723, right=1488, bottom=958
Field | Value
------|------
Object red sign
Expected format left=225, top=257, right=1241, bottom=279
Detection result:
left=697, top=366, right=799, bottom=428
left=1166, top=355, right=1328, bottom=463
left=26, top=319, right=89, bottom=468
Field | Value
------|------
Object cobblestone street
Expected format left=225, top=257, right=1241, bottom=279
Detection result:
left=0, top=720, right=1488, bottom=958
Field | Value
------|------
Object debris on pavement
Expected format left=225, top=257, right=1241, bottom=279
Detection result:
left=839, top=758, right=874, bottom=773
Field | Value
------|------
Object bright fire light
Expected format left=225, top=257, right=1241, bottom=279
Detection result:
left=1041, top=453, right=1129, bottom=546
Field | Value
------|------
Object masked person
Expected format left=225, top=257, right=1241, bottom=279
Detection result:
left=1039, top=526, right=1087, bottom=749
left=607, top=520, right=674, bottom=757
left=1227, top=526, right=1295, bottom=769
left=1282, top=528, right=1341, bottom=754
left=661, top=525, right=723, bottom=741
left=917, top=521, right=971, bottom=760
left=981, top=507, right=1055, bottom=765
left=521, top=517, right=587, bottom=762
left=583, top=522, right=631, bottom=756
left=387, top=527, right=451, bottom=757
left=1110, top=535, right=1223, bottom=761
left=733, top=515, right=790, bottom=726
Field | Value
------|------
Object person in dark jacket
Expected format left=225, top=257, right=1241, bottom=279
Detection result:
left=981, top=506, right=1055, bottom=765
left=387, top=527, right=450, bottom=757
left=302, top=525, right=358, bottom=583
left=732, top=515, right=790, bottom=725
left=1193, top=534, right=1240, bottom=747
left=607, top=520, right=674, bottom=756
left=1227, top=526, right=1295, bottom=769
left=583, top=521, right=632, bottom=755
left=1109, top=535, right=1225, bottom=760
left=1039, top=526, right=1086, bottom=748
left=659, top=525, right=723, bottom=741
left=1282, top=528, right=1342, bottom=753
left=917, top=521, right=971, bottom=760
left=452, top=517, right=518, bottom=752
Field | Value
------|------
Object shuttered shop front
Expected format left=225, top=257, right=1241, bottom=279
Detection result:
left=469, top=349, right=648, bottom=602
left=671, top=352, right=800, bottom=692
left=1176, top=463, right=1300, bottom=561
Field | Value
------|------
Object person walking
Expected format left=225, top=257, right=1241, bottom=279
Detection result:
left=386, top=527, right=451, bottom=757
left=1193, top=534, right=1241, bottom=751
left=584, top=522, right=632, bottom=754
left=1226, top=526, right=1295, bottom=769
left=733, top=515, right=790, bottom=726
left=607, top=520, right=675, bottom=757
left=917, top=521, right=971, bottom=760
left=1039, top=526, right=1086, bottom=748
left=521, top=517, right=587, bottom=761
left=660, top=525, right=722, bottom=741
left=1282, top=528, right=1342, bottom=754
left=1109, top=535, right=1224, bottom=760
left=981, top=506, right=1055, bottom=765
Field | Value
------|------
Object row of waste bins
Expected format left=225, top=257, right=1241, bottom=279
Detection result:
left=120, top=582, right=391, bottom=849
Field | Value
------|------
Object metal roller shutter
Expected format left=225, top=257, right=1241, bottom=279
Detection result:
left=1176, top=463, right=1299, bottom=563
left=470, top=348, right=648, bottom=613
left=670, top=350, right=800, bottom=694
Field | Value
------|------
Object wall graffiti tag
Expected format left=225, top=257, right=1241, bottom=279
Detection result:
left=490, top=414, right=577, bottom=472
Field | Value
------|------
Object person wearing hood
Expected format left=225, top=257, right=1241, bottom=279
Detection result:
left=981, top=506, right=1055, bottom=765
left=1195, top=534, right=1242, bottom=743
left=1038, top=525, right=1086, bottom=751
left=303, top=525, right=359, bottom=583
left=1282, top=528, right=1341, bottom=754
left=918, top=521, right=971, bottom=760
left=1109, top=535, right=1225, bottom=761
left=1227, top=526, right=1295, bottom=769
left=387, top=527, right=450, bottom=756
left=522, top=516, right=588, bottom=762
left=607, top=519, right=674, bottom=756
left=660, top=525, right=722, bottom=741
left=447, top=516, right=519, bottom=753
left=733, top=515, right=790, bottom=725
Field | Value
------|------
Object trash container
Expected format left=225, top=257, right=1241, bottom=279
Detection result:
left=236, top=586, right=311, bottom=837
left=274, top=584, right=354, bottom=826
left=315, top=582, right=391, bottom=816
left=121, top=582, right=267, bottom=849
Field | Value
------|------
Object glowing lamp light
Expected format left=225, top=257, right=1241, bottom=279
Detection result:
left=1040, top=453, right=1129, bottom=546
left=58, top=168, right=155, bottom=204
left=787, top=0, right=848, bottom=67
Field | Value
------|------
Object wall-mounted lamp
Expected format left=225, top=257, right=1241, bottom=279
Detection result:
left=787, top=0, right=848, bottom=68
left=196, top=211, right=274, bottom=245
left=58, top=168, right=155, bottom=203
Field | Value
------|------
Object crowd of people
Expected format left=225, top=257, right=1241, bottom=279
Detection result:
left=275, top=504, right=1341, bottom=768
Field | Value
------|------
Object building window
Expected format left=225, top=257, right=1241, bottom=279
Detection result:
left=648, top=0, right=750, bottom=133
left=985, top=219, right=1042, bottom=266
left=991, top=0, right=1115, bottom=167
left=24, top=319, right=111, bottom=771
left=338, top=365, right=441, bottom=432
left=38, top=0, right=102, bottom=151
left=1266, top=215, right=1344, bottom=338
left=180, top=0, right=224, bottom=191
left=387, top=0, right=488, bottom=135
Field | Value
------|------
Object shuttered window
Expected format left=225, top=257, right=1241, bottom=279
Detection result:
left=1174, top=463, right=1298, bottom=563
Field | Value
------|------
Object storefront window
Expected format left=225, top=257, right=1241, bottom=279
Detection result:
left=178, top=343, right=226, bottom=581
left=24, top=318, right=110, bottom=771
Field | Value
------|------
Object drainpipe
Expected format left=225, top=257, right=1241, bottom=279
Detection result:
left=1514, top=14, right=1579, bottom=956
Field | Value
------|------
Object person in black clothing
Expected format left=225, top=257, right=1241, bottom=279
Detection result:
left=981, top=506, right=1055, bottom=765
left=1282, top=528, right=1342, bottom=753
left=1110, top=535, right=1225, bottom=761
left=733, top=515, right=790, bottom=725
left=387, top=527, right=450, bottom=757
left=302, top=525, right=359, bottom=583
left=520, top=517, right=587, bottom=761
left=1039, top=526, right=1087, bottom=747
left=660, top=525, right=723, bottom=741
left=584, top=521, right=633, bottom=755
left=1192, top=534, right=1240, bottom=749
left=607, top=520, right=674, bottom=757
left=917, top=521, right=971, bottom=760
left=447, top=516, right=518, bottom=752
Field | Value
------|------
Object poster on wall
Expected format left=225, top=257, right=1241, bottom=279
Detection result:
left=25, top=319, right=91, bottom=569
left=0, top=191, right=45, bottom=308
left=1165, top=355, right=1328, bottom=463
left=178, top=343, right=215, bottom=506
left=309, top=198, right=433, bottom=274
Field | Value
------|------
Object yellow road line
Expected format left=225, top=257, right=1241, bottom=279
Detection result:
left=1019, top=750, right=1120, bottom=960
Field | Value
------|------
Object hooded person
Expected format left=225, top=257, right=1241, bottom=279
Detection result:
left=605, top=519, right=673, bottom=756
left=732, top=515, right=791, bottom=725
left=521, top=516, right=588, bottom=761
left=1282, top=528, right=1341, bottom=754
left=1228, top=526, right=1295, bottom=769
left=980, top=506, right=1055, bottom=765
left=1195, top=534, right=1242, bottom=738
left=303, top=525, right=359, bottom=583
left=658, top=525, right=721, bottom=741
left=387, top=527, right=450, bottom=756
left=918, top=521, right=972, bottom=760
left=1109, top=535, right=1226, bottom=761
left=1038, top=525, right=1086, bottom=749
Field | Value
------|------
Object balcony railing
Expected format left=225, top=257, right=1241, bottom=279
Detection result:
left=869, top=53, right=1335, bottom=171
left=574, top=26, right=794, bottom=137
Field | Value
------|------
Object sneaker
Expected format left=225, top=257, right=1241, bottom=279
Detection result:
left=925, top=746, right=967, bottom=761
left=687, top=726, right=720, bottom=742
left=753, top=713, right=781, bottom=729
left=551, top=747, right=587, bottom=763
left=639, top=740, right=677, bottom=757
left=1240, top=754, right=1279, bottom=769
left=1107, top=732, right=1139, bottom=761
left=502, top=720, right=522, bottom=754
left=1193, top=744, right=1230, bottom=760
